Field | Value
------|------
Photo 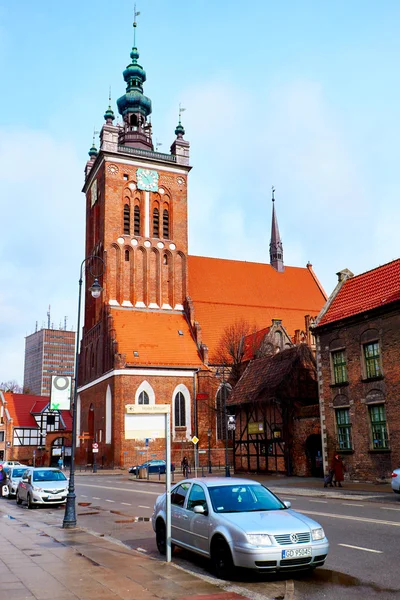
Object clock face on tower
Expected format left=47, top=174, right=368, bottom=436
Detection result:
left=136, top=168, right=159, bottom=192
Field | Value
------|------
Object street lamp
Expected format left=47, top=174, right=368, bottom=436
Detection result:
left=216, top=366, right=230, bottom=478
left=63, top=255, right=104, bottom=529
left=207, top=428, right=212, bottom=474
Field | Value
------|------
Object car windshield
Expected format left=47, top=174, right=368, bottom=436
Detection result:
left=32, top=470, right=67, bottom=482
left=208, top=484, right=286, bottom=513
left=12, top=469, right=26, bottom=478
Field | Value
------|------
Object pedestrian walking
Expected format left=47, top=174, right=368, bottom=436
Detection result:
left=0, top=464, right=9, bottom=497
left=58, top=457, right=64, bottom=470
left=330, top=453, right=345, bottom=487
left=181, top=456, right=190, bottom=478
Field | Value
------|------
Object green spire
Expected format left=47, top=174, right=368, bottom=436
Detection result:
left=104, top=87, right=115, bottom=123
left=88, top=129, right=98, bottom=158
left=175, top=104, right=186, bottom=138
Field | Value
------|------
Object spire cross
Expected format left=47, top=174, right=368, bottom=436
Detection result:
left=272, top=186, right=275, bottom=202
left=133, top=4, right=140, bottom=46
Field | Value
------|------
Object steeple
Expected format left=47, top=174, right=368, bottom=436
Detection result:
left=116, top=7, right=153, bottom=150
left=104, top=87, right=115, bottom=124
left=269, top=187, right=284, bottom=272
left=170, top=104, right=190, bottom=165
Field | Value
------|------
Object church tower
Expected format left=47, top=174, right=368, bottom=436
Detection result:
left=81, top=18, right=191, bottom=340
left=269, top=187, right=284, bottom=272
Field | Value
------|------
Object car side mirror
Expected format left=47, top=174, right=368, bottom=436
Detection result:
left=193, top=505, right=208, bottom=515
left=283, top=501, right=291, bottom=509
left=22, top=477, right=29, bottom=482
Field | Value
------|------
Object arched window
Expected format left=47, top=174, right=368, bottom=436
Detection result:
left=124, top=204, right=130, bottom=234
left=130, top=114, right=138, bottom=129
left=134, top=205, right=140, bottom=235
left=163, top=253, right=168, bottom=265
left=125, top=249, right=130, bottom=261
left=163, top=208, right=169, bottom=239
left=216, top=384, right=231, bottom=440
left=174, top=392, right=186, bottom=427
left=153, top=207, right=159, bottom=237
left=138, top=391, right=149, bottom=405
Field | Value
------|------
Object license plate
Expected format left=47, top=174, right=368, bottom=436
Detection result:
left=282, top=547, right=312, bottom=559
left=48, top=494, right=61, bottom=499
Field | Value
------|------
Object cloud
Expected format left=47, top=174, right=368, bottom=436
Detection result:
left=0, top=128, right=83, bottom=382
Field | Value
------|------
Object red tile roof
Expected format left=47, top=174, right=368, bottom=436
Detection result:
left=317, top=259, right=400, bottom=327
left=188, top=256, right=327, bottom=361
left=4, top=393, right=72, bottom=430
left=242, top=327, right=271, bottom=362
left=112, top=309, right=203, bottom=367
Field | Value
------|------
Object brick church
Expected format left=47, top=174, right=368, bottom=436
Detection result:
left=76, top=19, right=327, bottom=469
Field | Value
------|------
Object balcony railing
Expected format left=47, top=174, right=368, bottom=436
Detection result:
left=118, top=145, right=177, bottom=163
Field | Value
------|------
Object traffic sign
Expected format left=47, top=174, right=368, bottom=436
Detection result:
left=191, top=436, right=199, bottom=445
left=92, top=443, right=99, bottom=449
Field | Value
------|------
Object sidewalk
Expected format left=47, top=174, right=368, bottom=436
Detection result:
left=0, top=502, right=287, bottom=600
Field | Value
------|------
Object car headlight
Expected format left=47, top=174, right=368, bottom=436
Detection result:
left=247, top=534, right=273, bottom=546
left=311, top=528, right=325, bottom=541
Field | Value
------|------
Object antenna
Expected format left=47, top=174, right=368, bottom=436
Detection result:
left=133, top=3, right=141, bottom=47
left=35, top=321, right=38, bottom=333
left=64, top=316, right=68, bottom=330
left=47, top=305, right=51, bottom=329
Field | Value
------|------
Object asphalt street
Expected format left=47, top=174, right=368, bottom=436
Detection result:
left=4, top=474, right=400, bottom=600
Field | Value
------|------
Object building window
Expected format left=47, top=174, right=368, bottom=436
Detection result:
left=163, top=209, right=169, bottom=239
left=336, top=408, right=352, bottom=450
left=0, top=432, right=4, bottom=442
left=364, top=342, right=381, bottom=379
left=124, top=204, right=130, bottom=234
left=332, top=350, right=348, bottom=384
left=125, top=249, right=130, bottom=261
left=369, top=404, right=389, bottom=449
left=153, top=208, right=159, bottom=237
left=174, top=392, right=186, bottom=427
left=134, top=206, right=140, bottom=236
left=138, top=391, right=149, bottom=405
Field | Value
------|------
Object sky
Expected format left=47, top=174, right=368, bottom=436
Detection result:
left=1, top=0, right=399, bottom=385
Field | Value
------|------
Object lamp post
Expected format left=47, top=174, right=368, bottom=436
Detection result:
left=63, top=256, right=104, bottom=529
left=216, top=366, right=230, bottom=478
left=207, top=428, right=212, bottom=474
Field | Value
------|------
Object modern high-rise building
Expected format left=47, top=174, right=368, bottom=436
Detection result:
left=23, top=328, right=76, bottom=396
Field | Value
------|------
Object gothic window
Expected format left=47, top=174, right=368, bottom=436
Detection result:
left=130, top=114, right=138, bottom=129
left=153, top=207, right=159, bottom=237
left=174, top=392, right=186, bottom=427
left=125, top=249, right=130, bottom=261
left=332, top=350, right=348, bottom=384
left=363, top=342, right=381, bottom=379
left=163, top=254, right=168, bottom=265
left=138, top=391, right=149, bottom=405
left=134, top=205, right=140, bottom=236
left=163, top=208, right=169, bottom=239
left=124, top=204, right=130, bottom=234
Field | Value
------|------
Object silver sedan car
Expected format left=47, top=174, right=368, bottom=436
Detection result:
left=16, top=467, right=68, bottom=508
left=392, top=468, right=400, bottom=494
left=4, top=465, right=28, bottom=497
left=152, top=477, right=329, bottom=579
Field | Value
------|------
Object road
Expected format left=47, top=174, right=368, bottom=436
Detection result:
left=5, top=474, right=400, bottom=599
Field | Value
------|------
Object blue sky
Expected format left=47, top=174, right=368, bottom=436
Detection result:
left=1, top=1, right=399, bottom=384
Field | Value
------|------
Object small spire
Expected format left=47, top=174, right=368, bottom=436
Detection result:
left=88, top=128, right=99, bottom=158
left=175, top=103, right=186, bottom=138
left=104, top=86, right=115, bottom=123
left=269, top=187, right=284, bottom=272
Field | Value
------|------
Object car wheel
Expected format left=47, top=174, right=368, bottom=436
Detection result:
left=211, top=537, right=234, bottom=580
left=156, top=520, right=167, bottom=555
left=27, top=493, right=35, bottom=509
left=16, top=491, right=22, bottom=505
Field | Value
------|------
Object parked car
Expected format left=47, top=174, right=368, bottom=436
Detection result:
left=4, top=465, right=28, bottom=497
left=0, top=460, right=22, bottom=467
left=152, top=477, right=329, bottom=579
left=16, top=467, right=68, bottom=508
left=391, top=468, right=400, bottom=494
left=129, top=459, right=175, bottom=475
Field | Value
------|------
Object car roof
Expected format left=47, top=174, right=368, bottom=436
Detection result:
left=178, top=477, right=262, bottom=487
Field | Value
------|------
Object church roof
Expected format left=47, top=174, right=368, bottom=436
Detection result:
left=112, top=309, right=203, bottom=368
left=316, top=258, right=400, bottom=328
left=188, top=256, right=326, bottom=361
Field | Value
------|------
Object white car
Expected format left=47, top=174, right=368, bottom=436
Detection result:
left=16, top=467, right=68, bottom=508
left=1, top=460, right=22, bottom=467
left=392, top=469, right=400, bottom=495
left=4, top=465, right=28, bottom=497
left=152, top=477, right=329, bottom=579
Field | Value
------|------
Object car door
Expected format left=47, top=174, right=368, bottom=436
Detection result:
left=185, top=483, right=211, bottom=555
left=170, top=483, right=191, bottom=547
left=18, top=469, right=31, bottom=501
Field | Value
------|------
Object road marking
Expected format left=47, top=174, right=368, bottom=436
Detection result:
left=121, top=502, right=131, bottom=506
left=77, top=483, right=159, bottom=496
left=93, top=497, right=100, bottom=500
left=381, top=506, right=400, bottom=511
left=282, top=497, right=296, bottom=501
left=138, top=505, right=150, bottom=509
left=339, top=543, right=382, bottom=554
left=302, top=509, right=400, bottom=527
left=105, top=499, right=115, bottom=503
left=343, top=503, right=364, bottom=507
left=309, top=500, right=328, bottom=503
left=80, top=495, right=88, bottom=498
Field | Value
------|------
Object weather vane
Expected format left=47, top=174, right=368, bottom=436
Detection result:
left=133, top=3, right=140, bottom=46
left=179, top=102, right=186, bottom=123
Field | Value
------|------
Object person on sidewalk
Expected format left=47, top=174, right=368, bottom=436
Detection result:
left=58, top=457, right=64, bottom=470
left=181, top=456, right=190, bottom=478
left=0, top=464, right=8, bottom=497
left=330, top=453, right=345, bottom=487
